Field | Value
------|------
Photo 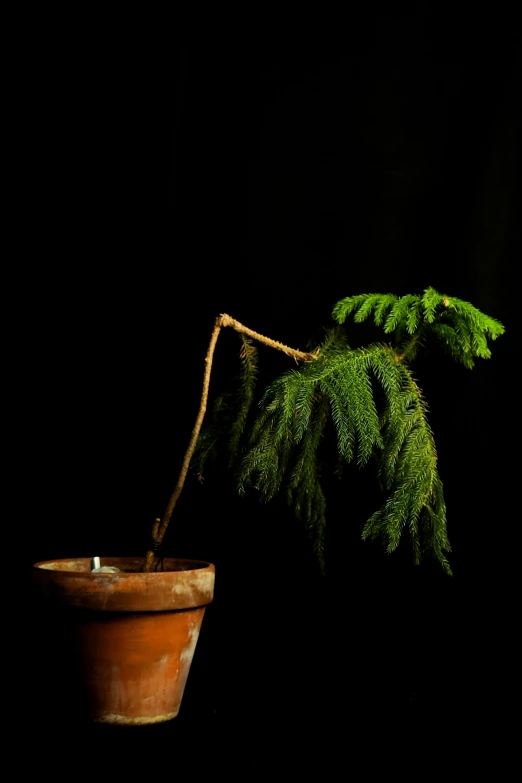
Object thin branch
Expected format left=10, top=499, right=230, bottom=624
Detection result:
left=219, top=313, right=319, bottom=362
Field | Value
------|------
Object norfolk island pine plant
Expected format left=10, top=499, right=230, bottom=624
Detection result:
left=33, top=287, right=504, bottom=724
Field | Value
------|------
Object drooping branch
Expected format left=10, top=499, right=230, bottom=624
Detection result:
left=218, top=313, right=320, bottom=362
left=142, top=314, right=319, bottom=571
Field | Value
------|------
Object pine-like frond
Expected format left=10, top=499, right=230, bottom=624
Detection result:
left=353, top=294, right=386, bottom=323
left=192, top=335, right=259, bottom=477
left=441, top=295, right=505, bottom=354
left=228, top=336, right=258, bottom=463
left=191, top=391, right=233, bottom=477
left=374, top=294, right=400, bottom=325
left=332, top=288, right=505, bottom=369
left=332, top=293, right=399, bottom=326
left=362, top=361, right=452, bottom=574
left=331, top=294, right=371, bottom=323
left=427, top=292, right=505, bottom=368
left=405, top=298, right=424, bottom=334
left=287, top=394, right=329, bottom=572
left=383, top=294, right=421, bottom=334
left=430, top=323, right=475, bottom=369
left=422, top=287, right=446, bottom=323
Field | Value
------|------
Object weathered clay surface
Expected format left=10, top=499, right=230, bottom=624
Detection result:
left=33, top=557, right=215, bottom=724
left=74, top=608, right=207, bottom=724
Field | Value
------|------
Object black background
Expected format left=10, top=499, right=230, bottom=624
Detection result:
left=22, top=13, right=519, bottom=770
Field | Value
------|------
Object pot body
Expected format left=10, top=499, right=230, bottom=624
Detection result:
left=33, top=557, right=215, bottom=725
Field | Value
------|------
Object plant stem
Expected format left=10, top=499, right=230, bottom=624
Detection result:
left=218, top=313, right=319, bottom=362
left=142, top=314, right=318, bottom=571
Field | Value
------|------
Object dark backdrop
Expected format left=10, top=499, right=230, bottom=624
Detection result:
left=23, top=16, right=519, bottom=768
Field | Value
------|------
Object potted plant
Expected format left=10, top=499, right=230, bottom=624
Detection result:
left=33, top=287, right=504, bottom=725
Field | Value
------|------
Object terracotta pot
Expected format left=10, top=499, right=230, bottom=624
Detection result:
left=33, top=557, right=215, bottom=725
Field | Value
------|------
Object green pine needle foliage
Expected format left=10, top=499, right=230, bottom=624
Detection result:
left=194, top=289, right=504, bottom=574
left=333, top=287, right=505, bottom=367
left=192, top=335, right=258, bottom=479
left=228, top=336, right=258, bottom=463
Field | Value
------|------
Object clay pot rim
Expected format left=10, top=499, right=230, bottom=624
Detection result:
left=33, top=556, right=214, bottom=575
left=33, top=557, right=215, bottom=611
